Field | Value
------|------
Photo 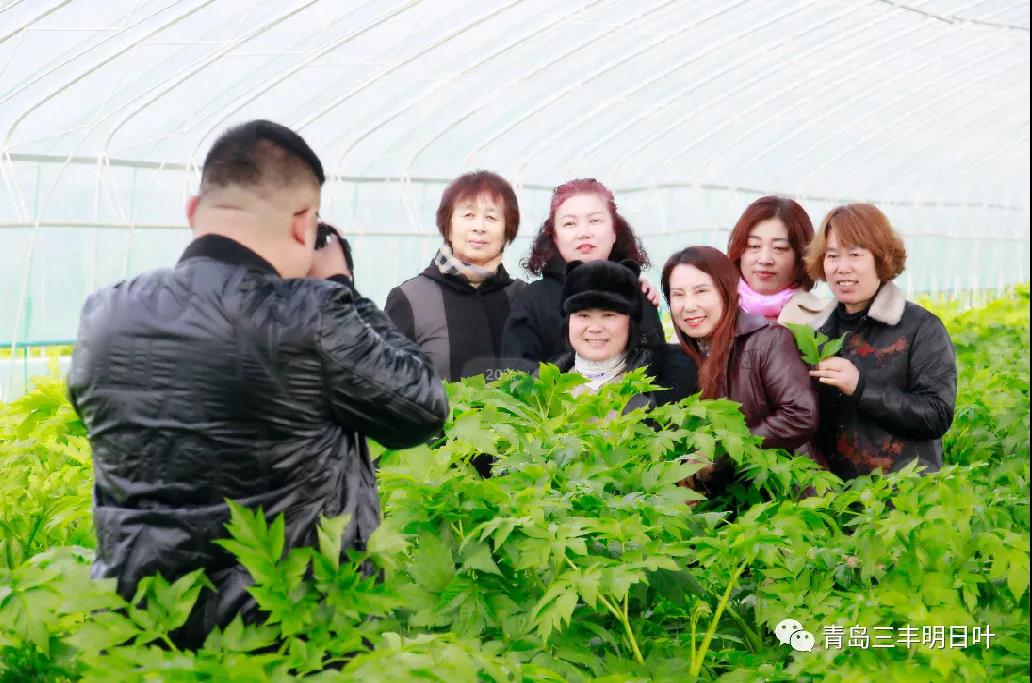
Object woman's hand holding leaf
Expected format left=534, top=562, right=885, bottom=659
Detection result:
left=810, top=356, right=860, bottom=396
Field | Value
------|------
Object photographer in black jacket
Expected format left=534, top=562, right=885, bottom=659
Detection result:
left=68, top=119, right=448, bottom=648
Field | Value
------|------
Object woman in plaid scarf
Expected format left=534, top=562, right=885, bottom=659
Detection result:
left=386, top=171, right=527, bottom=392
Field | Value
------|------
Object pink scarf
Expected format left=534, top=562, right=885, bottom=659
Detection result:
left=737, top=278, right=797, bottom=320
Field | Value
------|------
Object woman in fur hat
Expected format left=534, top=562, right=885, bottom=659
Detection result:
left=553, top=259, right=697, bottom=409
left=804, top=204, right=956, bottom=480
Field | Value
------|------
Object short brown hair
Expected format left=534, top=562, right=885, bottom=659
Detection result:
left=805, top=203, right=907, bottom=282
left=436, top=171, right=519, bottom=245
left=727, top=195, right=815, bottom=290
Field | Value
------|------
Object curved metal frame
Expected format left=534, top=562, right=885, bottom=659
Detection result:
left=400, top=0, right=693, bottom=176
left=325, top=0, right=613, bottom=176
left=0, top=0, right=1027, bottom=366
left=524, top=0, right=842, bottom=181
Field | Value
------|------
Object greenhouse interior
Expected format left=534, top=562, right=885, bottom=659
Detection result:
left=0, top=0, right=1027, bottom=680
left=2, top=0, right=1029, bottom=397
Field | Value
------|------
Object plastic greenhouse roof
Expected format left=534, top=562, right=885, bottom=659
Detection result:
left=1, top=0, right=1030, bottom=353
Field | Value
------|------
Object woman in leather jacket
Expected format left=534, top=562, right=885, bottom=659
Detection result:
left=661, top=246, right=821, bottom=495
left=804, top=204, right=956, bottom=480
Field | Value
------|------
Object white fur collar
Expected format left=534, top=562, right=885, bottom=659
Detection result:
left=812, top=281, right=907, bottom=329
left=791, top=290, right=828, bottom=314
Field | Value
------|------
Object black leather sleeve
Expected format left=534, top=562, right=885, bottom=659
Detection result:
left=855, top=313, right=957, bottom=440
left=316, top=283, right=449, bottom=449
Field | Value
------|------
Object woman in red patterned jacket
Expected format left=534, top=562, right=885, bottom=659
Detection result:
left=804, top=203, right=957, bottom=480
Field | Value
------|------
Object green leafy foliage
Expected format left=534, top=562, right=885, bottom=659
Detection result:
left=0, top=373, right=93, bottom=570
left=934, top=286, right=1031, bottom=472
left=0, top=288, right=1028, bottom=681
left=784, top=323, right=845, bottom=365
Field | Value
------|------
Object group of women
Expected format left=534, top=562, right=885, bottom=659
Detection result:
left=382, top=171, right=958, bottom=492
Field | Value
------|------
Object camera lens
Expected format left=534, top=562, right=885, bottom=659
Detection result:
left=316, top=222, right=333, bottom=249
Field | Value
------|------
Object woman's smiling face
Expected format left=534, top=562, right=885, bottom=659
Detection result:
left=568, top=308, right=630, bottom=361
left=448, top=193, right=506, bottom=267
left=740, top=217, right=797, bottom=294
left=668, top=264, right=725, bottom=341
left=553, top=193, right=617, bottom=264
left=823, top=226, right=881, bottom=313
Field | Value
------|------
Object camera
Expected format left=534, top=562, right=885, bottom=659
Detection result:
left=315, top=221, right=339, bottom=249
left=315, top=221, right=354, bottom=277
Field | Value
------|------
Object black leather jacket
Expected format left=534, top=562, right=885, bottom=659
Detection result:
left=811, top=282, right=956, bottom=480
left=68, top=235, right=448, bottom=647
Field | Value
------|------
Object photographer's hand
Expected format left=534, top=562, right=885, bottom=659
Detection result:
left=309, top=238, right=351, bottom=280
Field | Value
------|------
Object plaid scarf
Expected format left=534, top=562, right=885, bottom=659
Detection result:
left=435, top=244, right=498, bottom=285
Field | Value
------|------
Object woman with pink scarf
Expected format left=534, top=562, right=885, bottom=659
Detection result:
left=726, top=196, right=826, bottom=326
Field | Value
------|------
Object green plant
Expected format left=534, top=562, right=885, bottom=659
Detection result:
left=784, top=323, right=845, bottom=365
left=0, top=288, right=1028, bottom=681
left=0, top=374, right=93, bottom=570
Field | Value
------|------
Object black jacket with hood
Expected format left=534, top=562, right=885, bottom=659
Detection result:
left=385, top=260, right=526, bottom=382
left=68, top=235, right=449, bottom=648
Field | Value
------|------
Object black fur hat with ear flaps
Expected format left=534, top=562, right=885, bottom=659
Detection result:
left=561, top=259, right=643, bottom=321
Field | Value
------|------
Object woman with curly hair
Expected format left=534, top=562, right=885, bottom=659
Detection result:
left=502, top=178, right=665, bottom=367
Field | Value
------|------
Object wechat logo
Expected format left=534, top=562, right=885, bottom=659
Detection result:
left=775, top=617, right=815, bottom=652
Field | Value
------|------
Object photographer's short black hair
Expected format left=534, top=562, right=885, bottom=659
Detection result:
left=200, top=119, right=325, bottom=195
